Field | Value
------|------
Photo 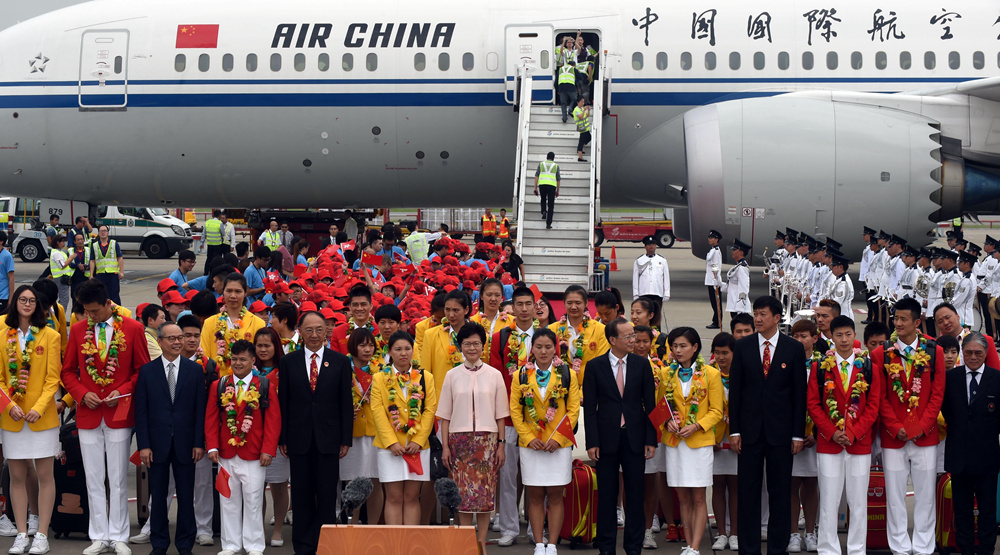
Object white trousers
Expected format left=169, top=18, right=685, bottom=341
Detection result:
left=78, top=422, right=131, bottom=544
left=498, top=426, right=521, bottom=537
left=141, top=456, right=213, bottom=536
left=817, top=452, right=870, bottom=555
left=883, top=443, right=937, bottom=555
left=219, top=457, right=266, bottom=553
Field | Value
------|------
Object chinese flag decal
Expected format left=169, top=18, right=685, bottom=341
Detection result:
left=176, top=25, right=220, bottom=49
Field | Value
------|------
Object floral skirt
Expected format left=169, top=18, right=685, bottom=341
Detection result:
left=449, top=432, right=498, bottom=513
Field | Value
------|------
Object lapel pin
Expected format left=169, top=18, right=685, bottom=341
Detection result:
left=781, top=363, right=786, bottom=369
left=323, top=361, right=329, bottom=367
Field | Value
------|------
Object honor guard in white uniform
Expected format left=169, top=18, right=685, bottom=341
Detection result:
left=780, top=229, right=799, bottom=274
left=722, top=239, right=752, bottom=315
left=972, top=240, right=996, bottom=339
left=986, top=237, right=1000, bottom=338
left=954, top=251, right=978, bottom=328
left=859, top=226, right=876, bottom=298
left=706, top=229, right=724, bottom=329
left=828, top=254, right=855, bottom=320
left=896, top=246, right=919, bottom=300
left=865, top=234, right=888, bottom=323
left=925, top=249, right=946, bottom=336
left=773, top=229, right=789, bottom=266
left=881, top=235, right=906, bottom=306
left=633, top=235, right=671, bottom=329
left=938, top=249, right=962, bottom=323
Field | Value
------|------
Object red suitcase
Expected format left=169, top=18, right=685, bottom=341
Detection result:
left=936, top=472, right=978, bottom=554
left=866, top=465, right=890, bottom=550
left=559, top=459, right=598, bottom=548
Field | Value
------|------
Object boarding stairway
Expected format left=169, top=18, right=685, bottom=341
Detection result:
left=512, top=60, right=606, bottom=294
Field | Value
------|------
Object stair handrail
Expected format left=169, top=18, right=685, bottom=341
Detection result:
left=513, top=64, right=533, bottom=255
left=585, top=57, right=606, bottom=287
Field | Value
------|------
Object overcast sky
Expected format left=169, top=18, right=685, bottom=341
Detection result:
left=2, top=0, right=86, bottom=30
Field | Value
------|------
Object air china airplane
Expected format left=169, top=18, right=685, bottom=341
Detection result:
left=0, top=0, right=999, bottom=258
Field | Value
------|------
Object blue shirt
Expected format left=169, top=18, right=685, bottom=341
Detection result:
left=296, top=254, right=308, bottom=266
left=377, top=246, right=407, bottom=260
left=168, top=269, right=188, bottom=292
left=0, top=250, right=13, bottom=300
left=245, top=264, right=267, bottom=301
left=185, top=275, right=209, bottom=292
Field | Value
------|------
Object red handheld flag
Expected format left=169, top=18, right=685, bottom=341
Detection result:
left=0, top=389, right=11, bottom=415
left=175, top=25, right=220, bottom=49
left=112, top=396, right=132, bottom=423
left=361, top=252, right=382, bottom=267
left=529, top=284, right=543, bottom=303
left=341, top=240, right=356, bottom=252
left=216, top=465, right=232, bottom=498
left=648, top=395, right=672, bottom=430
left=402, top=452, right=424, bottom=475
left=549, top=414, right=577, bottom=447
left=129, top=450, right=142, bottom=466
left=354, top=367, right=373, bottom=401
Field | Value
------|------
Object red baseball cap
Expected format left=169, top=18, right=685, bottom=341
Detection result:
left=249, top=300, right=269, bottom=314
left=157, top=279, right=178, bottom=294
left=184, top=290, right=199, bottom=302
left=161, top=291, right=186, bottom=306
left=272, top=281, right=292, bottom=295
left=320, top=308, right=337, bottom=320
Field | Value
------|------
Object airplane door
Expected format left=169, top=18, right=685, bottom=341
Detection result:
left=505, top=25, right=554, bottom=104
left=79, top=30, right=129, bottom=109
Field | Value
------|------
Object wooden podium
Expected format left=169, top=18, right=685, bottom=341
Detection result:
left=318, top=525, right=480, bottom=555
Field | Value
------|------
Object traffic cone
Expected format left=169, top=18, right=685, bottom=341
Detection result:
left=610, top=246, right=619, bottom=271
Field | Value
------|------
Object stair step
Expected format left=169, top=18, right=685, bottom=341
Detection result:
left=520, top=220, right=592, bottom=231
left=523, top=273, right=592, bottom=287
left=521, top=246, right=591, bottom=257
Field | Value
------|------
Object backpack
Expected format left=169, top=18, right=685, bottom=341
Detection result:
left=882, top=338, right=937, bottom=382
left=217, top=374, right=271, bottom=414
left=519, top=364, right=571, bottom=404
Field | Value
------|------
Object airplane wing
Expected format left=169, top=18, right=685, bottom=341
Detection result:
left=903, top=76, right=1000, bottom=102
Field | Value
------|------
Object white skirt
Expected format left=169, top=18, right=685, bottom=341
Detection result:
left=265, top=449, right=290, bottom=483
left=1, top=426, right=59, bottom=460
left=645, top=444, right=666, bottom=474
left=665, top=442, right=713, bottom=487
left=340, top=436, right=379, bottom=480
left=377, top=447, right=430, bottom=483
left=713, top=447, right=738, bottom=476
left=792, top=444, right=818, bottom=477
left=519, top=446, right=572, bottom=487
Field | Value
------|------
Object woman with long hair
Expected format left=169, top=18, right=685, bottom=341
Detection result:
left=341, top=328, right=385, bottom=525
left=291, top=240, right=310, bottom=267
left=472, top=279, right=513, bottom=358
left=535, top=297, right=556, bottom=329
left=253, top=328, right=289, bottom=545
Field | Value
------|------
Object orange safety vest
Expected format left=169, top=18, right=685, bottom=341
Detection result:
left=482, top=215, right=497, bottom=236
left=498, top=218, right=510, bottom=239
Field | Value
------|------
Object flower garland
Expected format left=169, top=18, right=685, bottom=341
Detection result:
left=555, top=313, right=591, bottom=375
left=444, top=324, right=464, bottom=366
left=476, top=312, right=513, bottom=359
left=664, top=353, right=708, bottom=427
left=818, top=349, right=868, bottom=430
left=349, top=355, right=378, bottom=412
left=6, top=327, right=38, bottom=401
left=80, top=306, right=127, bottom=387
left=885, top=333, right=931, bottom=409
left=280, top=336, right=302, bottom=353
left=503, top=319, right=540, bottom=376
left=387, top=362, right=425, bottom=437
left=219, top=378, right=261, bottom=447
left=215, top=307, right=249, bottom=369
left=518, top=363, right=567, bottom=436
left=649, top=355, right=667, bottom=395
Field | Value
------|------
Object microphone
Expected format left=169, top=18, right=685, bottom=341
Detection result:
left=434, top=478, right=463, bottom=523
left=339, top=477, right=374, bottom=524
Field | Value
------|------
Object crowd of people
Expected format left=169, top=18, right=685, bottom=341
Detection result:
left=0, top=214, right=995, bottom=555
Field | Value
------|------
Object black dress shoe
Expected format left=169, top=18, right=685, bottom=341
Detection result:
left=149, top=549, right=167, bottom=555
left=860, top=318, right=872, bottom=324
left=177, top=550, right=193, bottom=555
left=706, top=323, right=720, bottom=329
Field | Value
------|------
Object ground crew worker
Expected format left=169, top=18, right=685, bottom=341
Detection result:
left=555, top=34, right=578, bottom=66
left=258, top=219, right=281, bottom=251
left=49, top=233, right=72, bottom=309
left=203, top=209, right=224, bottom=275
left=497, top=209, right=511, bottom=241
left=89, top=224, right=125, bottom=304
left=577, top=56, right=595, bottom=101
left=482, top=208, right=497, bottom=244
left=220, top=212, right=236, bottom=254
left=558, top=60, right=578, bottom=123
left=45, top=214, right=60, bottom=247
left=573, top=97, right=592, bottom=162
left=534, top=152, right=561, bottom=230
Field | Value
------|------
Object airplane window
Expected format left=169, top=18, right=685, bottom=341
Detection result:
left=753, top=52, right=765, bottom=70
left=198, top=54, right=210, bottom=72
left=487, top=52, right=499, bottom=71
left=222, top=54, right=234, bottom=72
left=778, top=51, right=790, bottom=70
left=827, top=51, right=838, bottom=70
left=705, top=52, right=716, bottom=70
left=414, top=53, right=426, bottom=71
left=246, top=54, right=258, bottom=72
left=656, top=52, right=668, bottom=70
left=801, top=52, right=813, bottom=70
left=342, top=53, right=353, bottom=71
left=174, top=54, right=186, bottom=72
left=438, top=53, right=449, bottom=71
left=925, top=51, right=936, bottom=70
left=294, top=53, right=306, bottom=72
left=114, top=56, right=123, bottom=74
left=973, top=51, right=984, bottom=69
left=949, top=51, right=960, bottom=70
left=875, top=51, right=887, bottom=70
left=540, top=50, right=549, bottom=69
left=900, top=51, right=911, bottom=70
left=318, top=53, right=329, bottom=72
left=270, top=53, right=281, bottom=72
left=729, top=52, right=740, bottom=70
left=681, top=52, right=692, bottom=70
left=632, top=52, right=643, bottom=70
left=463, top=53, right=474, bottom=71
left=368, top=53, right=379, bottom=71
left=851, top=51, right=862, bottom=70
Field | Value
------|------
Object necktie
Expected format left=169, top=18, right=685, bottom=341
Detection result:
left=903, top=346, right=914, bottom=379
left=236, top=379, right=245, bottom=404
left=970, top=370, right=979, bottom=404
left=97, top=322, right=109, bottom=359
left=517, top=332, right=529, bottom=365
left=166, top=362, right=176, bottom=402
left=616, top=358, right=626, bottom=426
left=762, top=341, right=771, bottom=378
left=904, top=346, right=914, bottom=357
left=310, top=353, right=319, bottom=392
left=840, top=361, right=850, bottom=392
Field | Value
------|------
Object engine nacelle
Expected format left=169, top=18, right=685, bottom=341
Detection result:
left=683, top=97, right=942, bottom=261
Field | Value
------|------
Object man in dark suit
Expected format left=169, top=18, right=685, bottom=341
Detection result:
left=582, top=318, right=656, bottom=555
left=941, top=331, right=1000, bottom=555
left=135, top=322, right=207, bottom=555
left=278, top=311, right=353, bottom=555
left=729, top=295, right=807, bottom=555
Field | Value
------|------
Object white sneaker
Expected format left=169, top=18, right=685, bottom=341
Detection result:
left=616, top=507, right=625, bottom=527
left=284, top=511, right=293, bottom=525
left=196, top=534, right=214, bottom=546
left=643, top=529, right=657, bottom=549
left=729, top=535, right=739, bottom=551
left=25, top=517, right=36, bottom=537
left=270, top=539, right=283, bottom=547
left=26, top=534, right=47, bottom=555
left=491, top=514, right=500, bottom=532
left=497, top=535, right=517, bottom=547
left=82, top=542, right=108, bottom=555
left=805, top=532, right=818, bottom=552
left=126, top=534, right=149, bottom=545
left=217, top=550, right=238, bottom=555
left=247, top=551, right=263, bottom=555
left=712, top=535, right=729, bottom=551
left=680, top=547, right=695, bottom=555
left=110, top=542, right=130, bottom=555
left=788, top=533, right=803, bottom=553
left=651, top=514, right=661, bottom=533
left=8, top=534, right=29, bottom=555
left=532, top=544, right=546, bottom=555
left=0, top=517, right=17, bottom=538
left=544, top=545, right=557, bottom=555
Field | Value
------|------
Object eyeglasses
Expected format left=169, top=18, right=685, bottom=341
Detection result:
left=301, top=327, right=325, bottom=336
left=615, top=333, right=636, bottom=341
left=161, top=335, right=184, bottom=343
left=461, top=342, right=483, bottom=348
left=17, top=298, right=36, bottom=305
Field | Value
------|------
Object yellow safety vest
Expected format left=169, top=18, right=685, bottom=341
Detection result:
left=573, top=107, right=591, bottom=133
left=222, top=222, right=234, bottom=246
left=498, top=219, right=510, bottom=239
left=93, top=240, right=119, bottom=274
left=204, top=218, right=223, bottom=246
left=953, top=217, right=962, bottom=227
left=538, top=161, right=559, bottom=187
left=405, top=233, right=429, bottom=264
left=50, top=249, right=73, bottom=278
left=558, top=64, right=576, bottom=86
left=264, top=230, right=280, bottom=250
